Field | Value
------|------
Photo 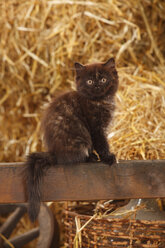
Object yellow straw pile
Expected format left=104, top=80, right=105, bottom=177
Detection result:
left=0, top=1, right=165, bottom=246
left=0, top=0, right=164, bottom=161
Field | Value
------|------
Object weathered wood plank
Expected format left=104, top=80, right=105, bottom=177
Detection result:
left=0, top=160, right=165, bottom=203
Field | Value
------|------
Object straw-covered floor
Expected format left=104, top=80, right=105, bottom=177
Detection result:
left=0, top=0, right=165, bottom=247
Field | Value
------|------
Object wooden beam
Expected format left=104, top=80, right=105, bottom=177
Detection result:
left=0, top=160, right=165, bottom=203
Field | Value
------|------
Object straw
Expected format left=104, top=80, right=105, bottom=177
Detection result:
left=0, top=0, right=164, bottom=162
left=0, top=1, right=165, bottom=246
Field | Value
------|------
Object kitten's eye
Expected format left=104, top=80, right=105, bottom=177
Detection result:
left=101, top=78, right=107, bottom=83
left=87, top=79, right=93, bottom=85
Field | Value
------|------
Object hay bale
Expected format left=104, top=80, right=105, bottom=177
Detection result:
left=0, top=1, right=164, bottom=161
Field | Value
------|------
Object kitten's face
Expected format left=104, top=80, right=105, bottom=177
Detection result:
left=75, top=58, right=118, bottom=100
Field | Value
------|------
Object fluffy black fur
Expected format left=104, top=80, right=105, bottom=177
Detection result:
left=25, top=152, right=57, bottom=222
left=25, top=58, right=118, bottom=222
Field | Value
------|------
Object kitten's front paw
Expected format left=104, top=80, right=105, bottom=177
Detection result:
left=102, top=153, right=116, bottom=166
left=86, top=152, right=98, bottom=162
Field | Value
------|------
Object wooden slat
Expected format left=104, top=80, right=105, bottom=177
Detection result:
left=0, top=160, right=165, bottom=203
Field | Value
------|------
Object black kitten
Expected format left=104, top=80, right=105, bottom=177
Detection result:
left=25, top=57, right=119, bottom=221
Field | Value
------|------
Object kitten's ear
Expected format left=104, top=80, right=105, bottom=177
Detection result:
left=74, top=62, right=84, bottom=71
left=103, top=58, right=115, bottom=68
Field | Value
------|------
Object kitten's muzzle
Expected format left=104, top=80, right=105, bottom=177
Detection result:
left=94, top=86, right=101, bottom=92
left=94, top=83, right=100, bottom=89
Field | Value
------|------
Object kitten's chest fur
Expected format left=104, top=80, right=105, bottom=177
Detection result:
left=79, top=94, right=115, bottom=131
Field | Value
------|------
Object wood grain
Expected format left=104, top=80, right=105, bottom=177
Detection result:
left=0, top=160, right=165, bottom=203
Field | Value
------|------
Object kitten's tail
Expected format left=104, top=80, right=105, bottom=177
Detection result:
left=25, top=152, right=56, bottom=222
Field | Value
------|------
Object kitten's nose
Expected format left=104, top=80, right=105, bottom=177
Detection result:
left=95, top=84, right=100, bottom=89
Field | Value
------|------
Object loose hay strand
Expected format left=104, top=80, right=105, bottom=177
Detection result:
left=74, top=213, right=97, bottom=248
left=0, top=233, right=15, bottom=248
